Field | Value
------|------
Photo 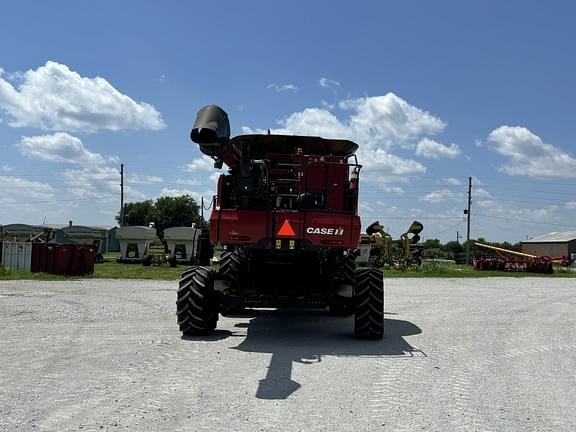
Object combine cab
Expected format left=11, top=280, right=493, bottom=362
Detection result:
left=176, top=105, right=383, bottom=339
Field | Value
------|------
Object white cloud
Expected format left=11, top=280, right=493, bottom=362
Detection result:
left=267, top=83, right=298, bottom=92
left=474, top=187, right=492, bottom=200
left=321, top=101, right=335, bottom=110
left=478, top=201, right=561, bottom=225
left=420, top=189, right=464, bottom=203
left=241, top=126, right=256, bottom=134
left=257, top=93, right=446, bottom=148
left=175, top=178, right=203, bottom=186
left=415, top=138, right=461, bottom=159
left=0, top=176, right=55, bottom=199
left=471, top=176, right=484, bottom=186
left=160, top=187, right=194, bottom=197
left=381, top=186, right=405, bottom=194
left=359, top=201, right=375, bottom=213
left=183, top=155, right=215, bottom=172
left=245, top=93, right=446, bottom=180
left=127, top=174, right=164, bottom=184
left=179, top=158, right=220, bottom=186
left=487, top=126, right=576, bottom=177
left=440, top=177, right=463, bottom=186
left=0, top=198, right=40, bottom=217
left=360, top=149, right=426, bottom=178
left=337, top=94, right=446, bottom=148
left=271, top=108, right=348, bottom=138
left=0, top=61, right=165, bottom=132
left=18, top=133, right=105, bottom=164
left=61, top=165, right=144, bottom=201
left=565, top=201, right=576, bottom=209
left=319, top=77, right=340, bottom=91
left=159, top=188, right=215, bottom=206
left=1, top=165, right=12, bottom=172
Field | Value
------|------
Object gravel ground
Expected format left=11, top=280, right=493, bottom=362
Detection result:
left=1, top=277, right=575, bottom=432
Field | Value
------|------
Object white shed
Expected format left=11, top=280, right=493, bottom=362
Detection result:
left=116, top=226, right=157, bottom=263
left=163, top=226, right=201, bottom=264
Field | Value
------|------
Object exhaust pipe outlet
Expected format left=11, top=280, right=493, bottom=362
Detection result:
left=190, top=105, right=231, bottom=158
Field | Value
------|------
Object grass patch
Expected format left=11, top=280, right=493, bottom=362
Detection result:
left=94, top=257, right=183, bottom=280
left=379, top=262, right=576, bottom=278
left=0, top=254, right=185, bottom=281
left=1, top=256, right=575, bottom=281
left=0, top=265, right=71, bottom=281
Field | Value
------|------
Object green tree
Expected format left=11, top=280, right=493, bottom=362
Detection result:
left=464, top=238, right=492, bottom=259
left=116, top=200, right=155, bottom=226
left=154, top=195, right=202, bottom=235
left=116, top=195, right=203, bottom=234
left=511, top=242, right=523, bottom=252
left=422, top=238, right=446, bottom=259
left=444, top=240, right=465, bottom=261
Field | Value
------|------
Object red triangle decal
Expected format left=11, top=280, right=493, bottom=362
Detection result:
left=277, top=219, right=296, bottom=237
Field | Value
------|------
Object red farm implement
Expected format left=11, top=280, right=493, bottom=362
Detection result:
left=473, top=242, right=568, bottom=274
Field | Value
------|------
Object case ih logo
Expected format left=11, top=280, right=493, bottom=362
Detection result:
left=306, top=227, right=344, bottom=236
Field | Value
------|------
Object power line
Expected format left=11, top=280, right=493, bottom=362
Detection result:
left=426, top=221, right=467, bottom=238
left=359, top=216, right=463, bottom=220
left=476, top=176, right=576, bottom=186
left=475, top=213, right=575, bottom=228
left=1, top=196, right=117, bottom=206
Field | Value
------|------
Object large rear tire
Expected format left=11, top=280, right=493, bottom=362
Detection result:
left=354, top=269, right=384, bottom=339
left=218, top=250, right=247, bottom=316
left=329, top=253, right=356, bottom=316
left=342, top=252, right=357, bottom=285
left=176, top=266, right=219, bottom=336
left=219, top=250, right=242, bottom=280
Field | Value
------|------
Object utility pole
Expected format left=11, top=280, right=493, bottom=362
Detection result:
left=120, top=163, right=124, bottom=226
left=456, top=230, right=462, bottom=245
left=465, top=176, right=472, bottom=265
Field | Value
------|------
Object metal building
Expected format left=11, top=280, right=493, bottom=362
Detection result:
left=0, top=223, right=65, bottom=242
left=1, top=223, right=118, bottom=254
left=522, top=231, right=576, bottom=262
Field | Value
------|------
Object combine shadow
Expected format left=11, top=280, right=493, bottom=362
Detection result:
left=231, top=310, right=422, bottom=400
left=181, top=329, right=233, bottom=342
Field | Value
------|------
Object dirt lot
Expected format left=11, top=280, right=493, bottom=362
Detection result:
left=1, top=277, right=575, bottom=431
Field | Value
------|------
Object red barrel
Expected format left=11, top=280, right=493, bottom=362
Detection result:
left=30, top=243, right=96, bottom=275
left=54, top=244, right=72, bottom=275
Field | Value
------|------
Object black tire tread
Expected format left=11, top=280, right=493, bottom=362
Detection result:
left=354, top=269, right=384, bottom=339
left=219, top=250, right=242, bottom=280
left=342, top=253, right=357, bottom=285
left=176, top=266, right=219, bottom=335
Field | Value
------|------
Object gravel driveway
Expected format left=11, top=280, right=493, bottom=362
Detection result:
left=1, top=277, right=575, bottom=431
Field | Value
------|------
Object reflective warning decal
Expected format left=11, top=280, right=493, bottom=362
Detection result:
left=277, top=220, right=296, bottom=237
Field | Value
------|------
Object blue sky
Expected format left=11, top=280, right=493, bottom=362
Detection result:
left=1, top=0, right=575, bottom=243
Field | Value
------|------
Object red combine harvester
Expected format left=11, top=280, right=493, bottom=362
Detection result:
left=176, top=105, right=383, bottom=339
left=473, top=242, right=568, bottom=274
